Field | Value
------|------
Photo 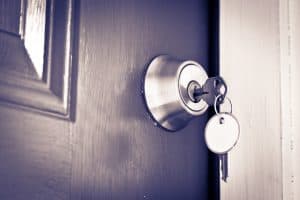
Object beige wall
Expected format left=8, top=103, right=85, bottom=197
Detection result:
left=220, top=0, right=299, bottom=199
left=219, top=0, right=298, bottom=199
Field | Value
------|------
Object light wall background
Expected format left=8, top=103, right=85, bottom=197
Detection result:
left=220, top=0, right=299, bottom=199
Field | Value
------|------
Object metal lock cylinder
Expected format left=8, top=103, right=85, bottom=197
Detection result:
left=143, top=55, right=209, bottom=131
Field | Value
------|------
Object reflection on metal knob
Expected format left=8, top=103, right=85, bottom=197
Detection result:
left=143, top=55, right=209, bottom=131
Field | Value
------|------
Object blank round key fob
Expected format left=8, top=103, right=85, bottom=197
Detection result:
left=204, top=112, right=240, bottom=182
left=205, top=113, right=240, bottom=154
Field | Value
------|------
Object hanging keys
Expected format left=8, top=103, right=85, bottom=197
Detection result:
left=204, top=95, right=240, bottom=182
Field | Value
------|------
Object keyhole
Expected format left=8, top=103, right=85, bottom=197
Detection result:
left=187, top=81, right=204, bottom=103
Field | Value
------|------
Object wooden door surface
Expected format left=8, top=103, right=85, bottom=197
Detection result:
left=0, top=0, right=219, bottom=199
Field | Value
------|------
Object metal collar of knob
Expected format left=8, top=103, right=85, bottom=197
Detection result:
left=143, top=55, right=227, bottom=131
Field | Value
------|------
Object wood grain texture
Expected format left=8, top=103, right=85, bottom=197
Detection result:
left=0, top=0, right=47, bottom=79
left=0, top=0, right=217, bottom=199
left=220, top=0, right=283, bottom=199
left=0, top=0, right=74, bottom=119
left=70, top=0, right=215, bottom=199
left=280, top=0, right=300, bottom=199
left=0, top=31, right=38, bottom=78
left=0, top=0, right=38, bottom=79
left=0, top=106, right=71, bottom=199
left=0, top=0, right=21, bottom=35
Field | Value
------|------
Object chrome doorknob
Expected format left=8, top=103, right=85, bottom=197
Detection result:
left=143, top=55, right=226, bottom=131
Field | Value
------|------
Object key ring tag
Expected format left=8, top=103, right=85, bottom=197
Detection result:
left=205, top=94, right=240, bottom=154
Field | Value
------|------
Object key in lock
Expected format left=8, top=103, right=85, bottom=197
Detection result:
left=187, top=76, right=228, bottom=106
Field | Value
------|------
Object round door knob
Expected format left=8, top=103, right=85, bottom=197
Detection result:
left=143, top=55, right=209, bottom=131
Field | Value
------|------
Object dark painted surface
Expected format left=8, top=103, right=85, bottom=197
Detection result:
left=0, top=0, right=219, bottom=199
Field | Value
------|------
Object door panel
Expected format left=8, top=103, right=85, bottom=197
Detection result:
left=0, top=0, right=218, bottom=199
left=0, top=106, right=71, bottom=199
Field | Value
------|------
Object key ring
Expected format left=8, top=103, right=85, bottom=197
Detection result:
left=214, top=94, right=232, bottom=115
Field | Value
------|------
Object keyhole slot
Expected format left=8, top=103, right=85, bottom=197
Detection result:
left=187, top=80, right=207, bottom=103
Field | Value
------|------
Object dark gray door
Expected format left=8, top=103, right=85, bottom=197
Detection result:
left=0, top=0, right=219, bottom=199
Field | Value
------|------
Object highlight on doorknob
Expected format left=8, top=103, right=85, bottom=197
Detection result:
left=143, top=55, right=227, bottom=131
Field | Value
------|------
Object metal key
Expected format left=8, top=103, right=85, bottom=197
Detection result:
left=193, top=76, right=228, bottom=106
left=204, top=112, right=240, bottom=182
left=220, top=153, right=228, bottom=182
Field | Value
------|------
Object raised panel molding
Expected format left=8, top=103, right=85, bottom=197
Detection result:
left=0, top=0, right=74, bottom=119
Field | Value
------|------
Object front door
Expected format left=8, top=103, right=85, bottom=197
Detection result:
left=0, top=0, right=219, bottom=199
